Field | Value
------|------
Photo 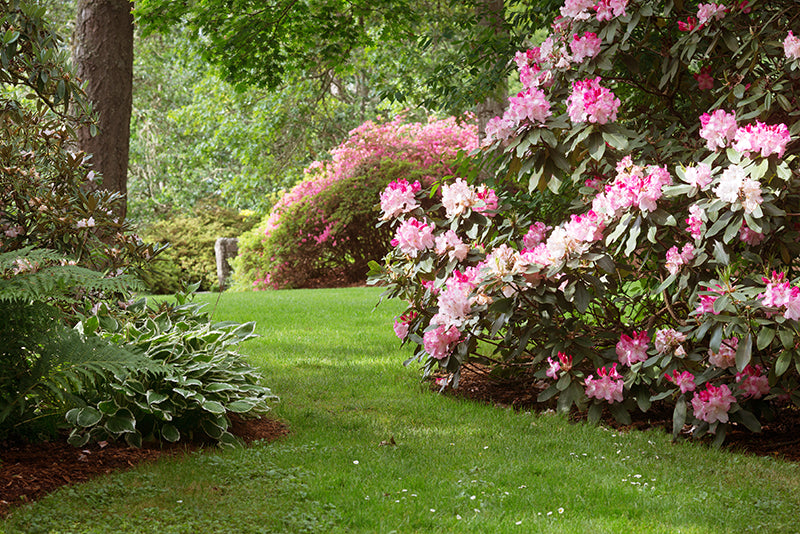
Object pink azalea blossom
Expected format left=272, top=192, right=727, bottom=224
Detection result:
left=665, top=370, right=697, bottom=394
left=475, top=185, right=499, bottom=215
left=434, top=229, right=469, bottom=261
left=484, top=116, right=516, bottom=144
left=654, top=328, right=687, bottom=356
left=732, top=121, right=791, bottom=158
left=567, top=77, right=621, bottom=125
left=694, top=67, right=714, bottom=90
left=691, top=383, right=736, bottom=425
left=760, top=271, right=793, bottom=308
left=708, top=337, right=738, bottom=368
left=546, top=356, right=561, bottom=379
left=697, top=3, right=727, bottom=25
left=560, top=0, right=594, bottom=20
left=784, top=31, right=800, bottom=60
left=431, top=268, right=481, bottom=328
left=699, top=109, right=737, bottom=151
left=506, top=87, right=552, bottom=125
left=441, top=178, right=476, bottom=218
left=714, top=164, right=762, bottom=213
left=570, top=32, right=602, bottom=63
left=523, top=222, right=550, bottom=249
left=393, top=311, right=417, bottom=340
left=665, top=243, right=695, bottom=275
left=391, top=217, right=435, bottom=257
left=739, top=222, right=765, bottom=246
left=380, top=179, right=421, bottom=220
left=683, top=163, right=712, bottom=189
left=594, top=0, right=628, bottom=21
left=695, top=293, right=719, bottom=316
left=736, top=365, right=770, bottom=399
left=423, top=324, right=461, bottom=360
left=616, top=330, right=650, bottom=366
left=678, top=16, right=699, bottom=32
left=686, top=204, right=705, bottom=240
left=585, top=363, right=624, bottom=403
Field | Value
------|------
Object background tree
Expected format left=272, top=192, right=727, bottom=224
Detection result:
left=73, top=0, right=134, bottom=220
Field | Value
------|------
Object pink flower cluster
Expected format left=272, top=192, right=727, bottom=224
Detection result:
left=523, top=222, right=550, bottom=249
left=665, top=243, right=695, bottom=275
left=654, top=328, right=687, bottom=356
left=441, top=178, right=498, bottom=218
left=708, top=337, right=738, bottom=368
left=570, top=32, right=602, bottom=63
left=380, top=179, right=421, bottom=220
left=696, top=3, right=727, bottom=25
left=393, top=311, right=418, bottom=340
left=713, top=164, right=762, bottom=214
left=434, top=229, right=469, bottom=262
left=736, top=365, right=770, bottom=399
left=567, top=77, right=621, bottom=125
left=423, top=324, right=461, bottom=360
left=432, top=268, right=482, bottom=328
left=616, top=330, right=650, bottom=366
left=700, top=110, right=791, bottom=158
left=759, top=271, right=800, bottom=320
left=391, top=217, right=435, bottom=257
left=585, top=363, right=624, bottom=403
left=739, top=222, right=765, bottom=245
left=784, top=31, right=800, bottom=60
left=560, top=0, right=627, bottom=21
left=506, top=88, right=552, bottom=126
left=546, top=352, right=573, bottom=379
left=591, top=156, right=672, bottom=217
left=691, top=383, right=736, bottom=424
left=682, top=163, right=712, bottom=189
left=665, top=369, right=696, bottom=394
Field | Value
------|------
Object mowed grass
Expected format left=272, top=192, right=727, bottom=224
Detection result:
left=3, top=287, right=799, bottom=533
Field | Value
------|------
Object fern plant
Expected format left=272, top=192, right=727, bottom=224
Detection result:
left=0, top=248, right=160, bottom=441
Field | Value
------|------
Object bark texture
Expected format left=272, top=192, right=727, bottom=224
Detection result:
left=74, top=0, right=134, bottom=220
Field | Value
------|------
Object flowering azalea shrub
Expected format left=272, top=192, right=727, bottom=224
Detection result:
left=371, top=0, right=800, bottom=443
left=234, top=116, right=477, bottom=289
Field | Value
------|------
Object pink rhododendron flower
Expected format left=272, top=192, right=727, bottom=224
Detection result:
left=736, top=365, right=770, bottom=399
left=654, top=328, right=687, bottom=356
left=546, top=356, right=561, bottom=379
left=380, top=179, right=421, bottom=220
left=665, top=243, right=695, bottom=275
left=393, top=311, right=418, bottom=340
left=594, top=0, right=628, bottom=21
left=678, top=16, right=698, bottom=32
left=616, top=330, right=650, bottom=366
left=697, top=3, right=727, bottom=25
left=699, top=109, right=737, bottom=151
left=665, top=370, right=697, bottom=394
left=686, top=204, right=705, bottom=240
left=523, top=222, right=550, bottom=249
left=484, top=116, right=516, bottom=144
left=431, top=268, right=482, bottom=328
left=739, top=222, right=765, bottom=245
left=683, top=163, right=712, bottom=189
left=570, top=32, right=602, bottom=63
left=564, top=210, right=606, bottom=243
left=391, top=217, right=435, bottom=257
left=506, top=87, right=552, bottom=125
left=713, top=163, right=744, bottom=202
left=585, top=363, right=624, bottom=403
left=560, top=0, right=594, bottom=20
left=732, top=121, right=791, bottom=158
left=567, top=77, right=621, bottom=125
left=784, top=31, right=800, bottom=60
left=691, top=383, right=736, bottom=425
left=695, top=293, right=719, bottom=316
left=475, top=185, right=499, bottom=215
left=441, top=178, right=477, bottom=218
left=423, top=324, right=461, bottom=360
left=708, top=337, right=738, bottom=368
left=434, top=229, right=469, bottom=261
left=760, top=271, right=793, bottom=308
left=694, top=67, right=714, bottom=90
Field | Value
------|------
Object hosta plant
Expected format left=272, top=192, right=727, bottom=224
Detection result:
left=371, top=0, right=800, bottom=444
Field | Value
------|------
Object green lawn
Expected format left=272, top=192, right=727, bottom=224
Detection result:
left=3, top=287, right=799, bottom=533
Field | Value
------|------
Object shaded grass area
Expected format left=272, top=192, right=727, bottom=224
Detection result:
left=2, top=287, right=799, bottom=533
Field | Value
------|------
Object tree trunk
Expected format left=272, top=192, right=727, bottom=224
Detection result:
left=74, top=0, right=134, bottom=221
left=475, top=0, right=508, bottom=145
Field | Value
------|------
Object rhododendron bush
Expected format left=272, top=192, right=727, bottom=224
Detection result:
left=234, top=116, right=477, bottom=289
left=370, top=0, right=800, bottom=443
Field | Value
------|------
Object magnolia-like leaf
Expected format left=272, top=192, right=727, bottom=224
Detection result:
left=735, top=334, right=752, bottom=372
left=672, top=398, right=687, bottom=440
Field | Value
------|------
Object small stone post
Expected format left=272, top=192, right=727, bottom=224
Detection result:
left=215, top=237, right=239, bottom=290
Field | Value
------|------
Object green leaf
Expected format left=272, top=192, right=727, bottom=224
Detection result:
left=76, top=406, right=102, bottom=427
left=609, top=403, right=631, bottom=425
left=756, top=327, right=775, bottom=350
left=146, top=390, right=168, bottom=405
left=161, top=423, right=180, bottom=442
left=733, top=408, right=761, bottom=433
left=673, top=398, right=687, bottom=440
left=226, top=400, right=256, bottom=413
left=775, top=350, right=792, bottom=377
left=735, top=333, right=752, bottom=372
left=202, top=400, right=226, bottom=414
left=105, top=410, right=137, bottom=434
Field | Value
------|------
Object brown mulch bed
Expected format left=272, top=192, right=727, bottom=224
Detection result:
left=446, top=363, right=800, bottom=463
left=0, top=415, right=289, bottom=517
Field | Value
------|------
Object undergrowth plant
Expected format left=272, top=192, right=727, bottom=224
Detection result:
left=372, top=0, right=800, bottom=444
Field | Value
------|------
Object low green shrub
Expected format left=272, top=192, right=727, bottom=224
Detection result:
left=67, top=286, right=277, bottom=447
left=139, top=201, right=258, bottom=294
